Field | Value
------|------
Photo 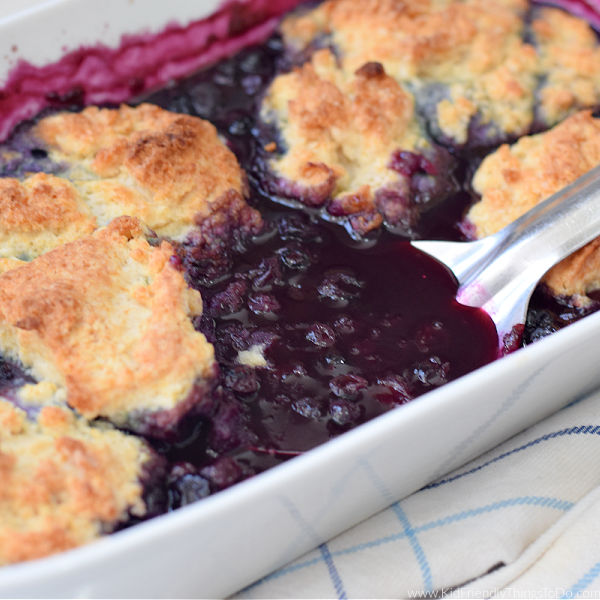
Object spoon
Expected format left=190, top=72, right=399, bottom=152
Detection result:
left=411, top=165, right=600, bottom=350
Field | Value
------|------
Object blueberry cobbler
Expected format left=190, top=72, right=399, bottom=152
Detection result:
left=1, top=0, right=600, bottom=566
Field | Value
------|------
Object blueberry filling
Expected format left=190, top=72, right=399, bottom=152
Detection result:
left=0, top=19, right=598, bottom=523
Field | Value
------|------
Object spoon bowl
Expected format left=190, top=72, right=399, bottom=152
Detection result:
left=412, top=165, right=600, bottom=350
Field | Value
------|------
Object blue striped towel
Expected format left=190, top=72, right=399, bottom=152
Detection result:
left=235, top=388, right=600, bottom=598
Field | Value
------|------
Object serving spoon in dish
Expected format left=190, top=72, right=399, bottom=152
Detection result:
left=412, top=165, right=600, bottom=351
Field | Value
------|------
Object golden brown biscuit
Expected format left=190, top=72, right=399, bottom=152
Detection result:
left=0, top=401, right=157, bottom=566
left=0, top=173, right=96, bottom=260
left=262, top=49, right=451, bottom=233
left=35, top=103, right=261, bottom=241
left=0, top=216, right=215, bottom=434
left=282, top=0, right=536, bottom=145
left=533, top=8, right=600, bottom=127
left=468, top=110, right=600, bottom=301
left=264, top=51, right=420, bottom=199
left=281, top=0, right=600, bottom=146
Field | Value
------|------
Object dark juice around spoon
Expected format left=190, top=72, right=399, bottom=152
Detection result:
left=136, top=35, right=499, bottom=505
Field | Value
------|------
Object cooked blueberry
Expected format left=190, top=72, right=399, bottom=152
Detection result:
left=410, top=356, right=450, bottom=387
left=194, top=314, right=216, bottom=343
left=377, top=375, right=413, bottom=403
left=167, top=463, right=211, bottom=509
left=228, top=114, right=253, bottom=136
left=208, top=396, right=253, bottom=453
left=389, top=150, right=436, bottom=177
left=249, top=329, right=279, bottom=348
left=329, top=398, right=361, bottom=426
left=306, top=323, right=336, bottom=347
left=251, top=257, right=282, bottom=290
left=224, top=365, right=260, bottom=394
left=333, top=315, right=357, bottom=335
left=213, top=62, right=236, bottom=86
left=502, top=325, right=525, bottom=354
left=200, top=457, right=245, bottom=491
left=291, top=397, right=322, bottom=420
left=329, top=374, right=368, bottom=399
left=216, top=322, right=251, bottom=352
left=277, top=214, right=321, bottom=241
left=241, top=74, right=263, bottom=95
left=317, top=269, right=363, bottom=304
left=188, top=84, right=219, bottom=118
left=248, top=293, right=281, bottom=315
left=239, top=50, right=272, bottom=76
left=209, top=281, right=247, bottom=316
left=375, top=189, right=410, bottom=225
left=321, top=351, right=346, bottom=370
left=277, top=244, right=311, bottom=270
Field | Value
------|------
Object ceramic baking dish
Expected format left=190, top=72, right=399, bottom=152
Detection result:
left=1, top=1, right=600, bottom=597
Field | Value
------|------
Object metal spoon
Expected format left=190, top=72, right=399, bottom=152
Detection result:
left=411, top=165, right=600, bottom=348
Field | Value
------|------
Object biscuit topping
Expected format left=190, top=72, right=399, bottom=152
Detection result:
left=281, top=0, right=600, bottom=146
left=0, top=217, right=215, bottom=433
left=0, top=401, right=155, bottom=566
left=468, top=110, right=600, bottom=301
left=35, top=103, right=261, bottom=241
left=533, top=8, right=600, bottom=126
left=0, top=173, right=95, bottom=260
left=1, top=0, right=600, bottom=570
left=261, top=49, right=454, bottom=234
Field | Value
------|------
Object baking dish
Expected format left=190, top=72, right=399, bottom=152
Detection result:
left=1, top=0, right=600, bottom=597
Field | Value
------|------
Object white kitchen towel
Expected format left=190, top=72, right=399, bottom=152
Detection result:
left=236, top=389, right=600, bottom=598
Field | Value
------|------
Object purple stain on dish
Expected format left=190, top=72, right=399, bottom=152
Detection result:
left=0, top=0, right=306, bottom=142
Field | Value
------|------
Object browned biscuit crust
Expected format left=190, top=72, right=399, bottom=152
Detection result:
left=533, top=8, right=600, bottom=126
left=281, top=0, right=600, bottom=145
left=282, top=0, right=536, bottom=144
left=0, top=217, right=215, bottom=430
left=468, top=110, right=600, bottom=301
left=0, top=401, right=153, bottom=566
left=35, top=103, right=262, bottom=241
left=262, top=49, right=433, bottom=231
left=0, top=173, right=96, bottom=259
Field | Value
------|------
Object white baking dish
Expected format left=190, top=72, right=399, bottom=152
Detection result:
left=1, top=1, right=600, bottom=597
